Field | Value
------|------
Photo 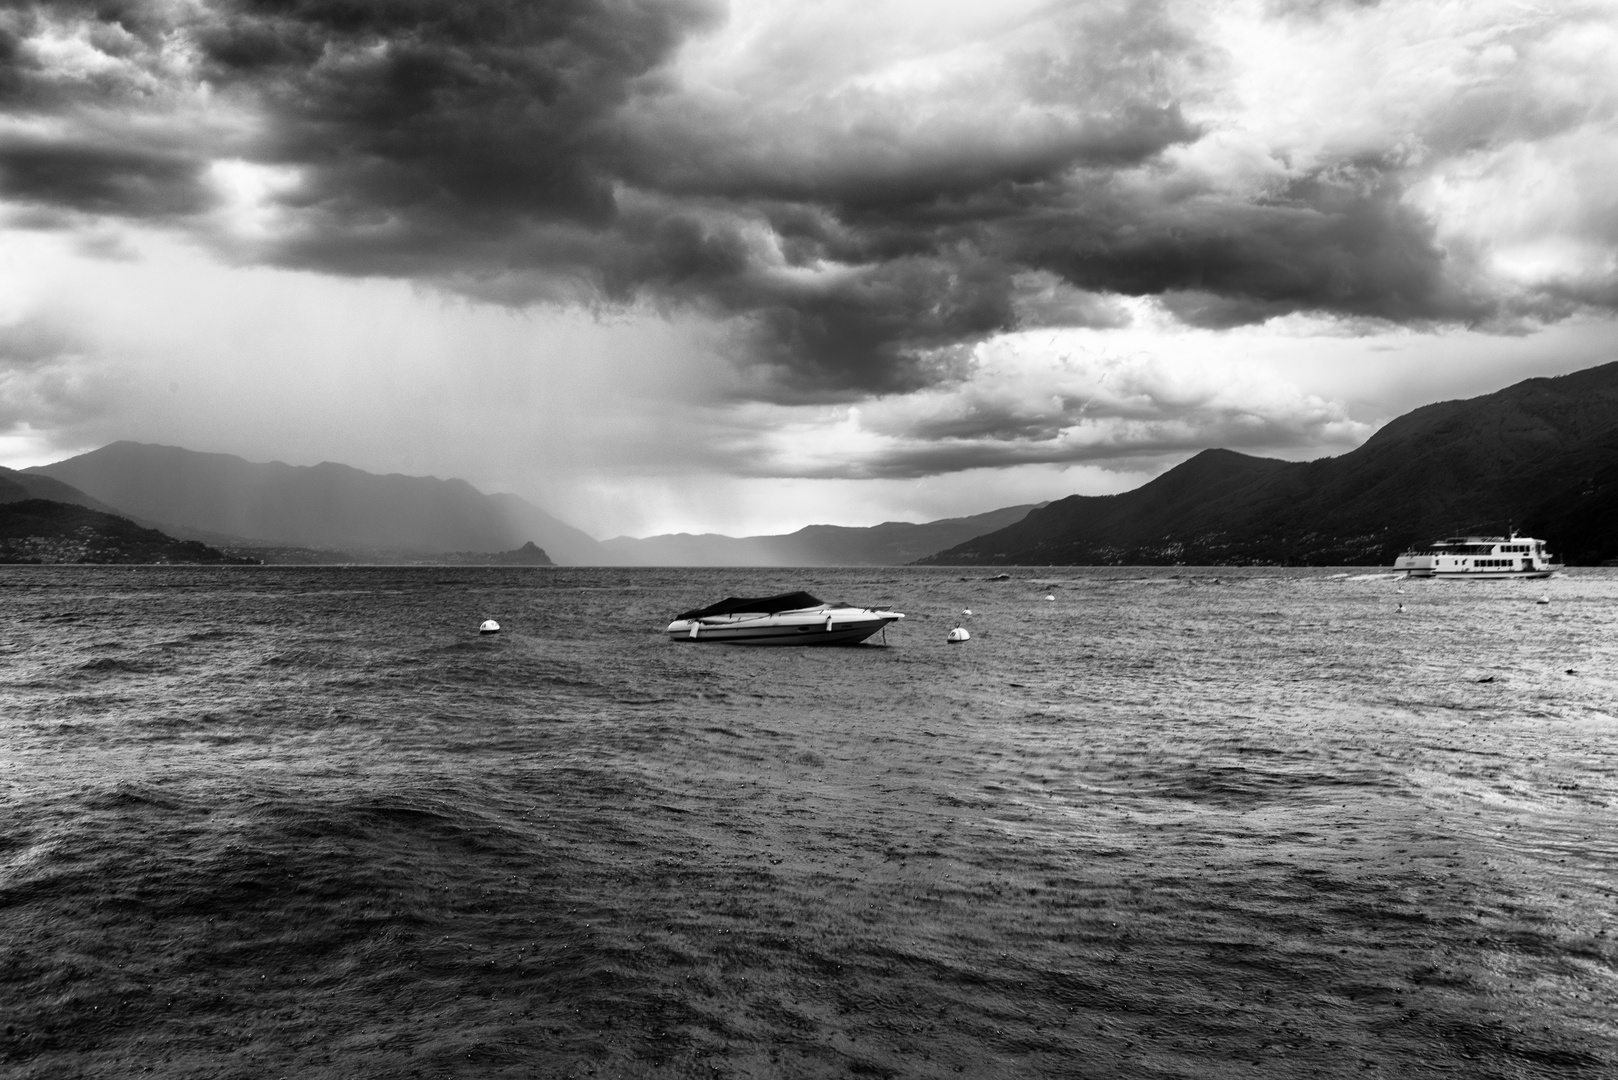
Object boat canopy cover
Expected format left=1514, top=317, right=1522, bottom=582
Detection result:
left=676, top=591, right=826, bottom=621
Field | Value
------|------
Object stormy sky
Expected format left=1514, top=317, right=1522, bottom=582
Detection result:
left=1, top=0, right=1615, bottom=536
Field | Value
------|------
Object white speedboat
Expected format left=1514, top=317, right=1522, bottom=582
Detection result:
left=1394, top=533, right=1561, bottom=579
left=666, top=591, right=904, bottom=645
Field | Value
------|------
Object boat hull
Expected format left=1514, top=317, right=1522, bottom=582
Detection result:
left=666, top=609, right=902, bottom=645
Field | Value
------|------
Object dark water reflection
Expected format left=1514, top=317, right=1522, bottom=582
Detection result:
left=1, top=566, right=1613, bottom=1078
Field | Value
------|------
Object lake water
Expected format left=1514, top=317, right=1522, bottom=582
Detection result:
left=1, top=566, right=1614, bottom=1078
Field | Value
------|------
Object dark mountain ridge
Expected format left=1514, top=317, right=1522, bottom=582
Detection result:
left=0, top=465, right=119, bottom=513
left=30, top=442, right=603, bottom=564
left=0, top=500, right=252, bottom=564
left=29, top=442, right=1042, bottom=566
left=921, top=361, right=1618, bottom=566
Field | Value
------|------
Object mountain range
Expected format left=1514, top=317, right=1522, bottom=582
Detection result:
left=24, top=443, right=1032, bottom=565
left=1, top=464, right=121, bottom=512
left=30, top=443, right=603, bottom=564
left=10, top=360, right=1618, bottom=566
left=922, top=361, right=1618, bottom=566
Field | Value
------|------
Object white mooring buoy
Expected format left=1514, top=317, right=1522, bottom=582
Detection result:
left=479, top=619, right=501, bottom=635
left=947, top=626, right=971, bottom=643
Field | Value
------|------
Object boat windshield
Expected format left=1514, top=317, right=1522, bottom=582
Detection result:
left=676, top=591, right=826, bottom=621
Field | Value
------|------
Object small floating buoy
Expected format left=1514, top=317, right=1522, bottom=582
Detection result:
left=1536, top=595, right=1550, bottom=605
left=479, top=619, right=500, bottom=635
left=947, top=626, right=970, bottom=643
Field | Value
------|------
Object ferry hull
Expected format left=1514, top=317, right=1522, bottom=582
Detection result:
left=1400, top=568, right=1558, bottom=579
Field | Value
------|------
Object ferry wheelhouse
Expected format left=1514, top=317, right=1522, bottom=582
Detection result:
left=1394, top=534, right=1560, bottom=579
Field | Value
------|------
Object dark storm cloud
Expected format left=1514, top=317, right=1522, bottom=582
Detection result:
left=1014, top=166, right=1493, bottom=327
left=196, top=0, right=719, bottom=228
left=595, top=208, right=1022, bottom=395
left=0, top=0, right=722, bottom=233
left=0, top=0, right=1604, bottom=403
left=0, top=138, right=210, bottom=217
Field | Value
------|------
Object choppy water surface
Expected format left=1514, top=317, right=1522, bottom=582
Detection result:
left=1, top=566, right=1614, bottom=1079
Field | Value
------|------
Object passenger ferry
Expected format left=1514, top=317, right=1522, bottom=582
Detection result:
left=1394, top=534, right=1561, bottom=579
